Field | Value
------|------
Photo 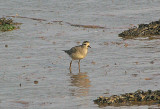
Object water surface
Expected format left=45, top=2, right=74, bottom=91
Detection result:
left=0, top=0, right=160, bottom=108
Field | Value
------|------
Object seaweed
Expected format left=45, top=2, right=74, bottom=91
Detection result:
left=94, top=90, right=160, bottom=107
left=0, top=17, right=21, bottom=32
left=119, top=19, right=160, bottom=39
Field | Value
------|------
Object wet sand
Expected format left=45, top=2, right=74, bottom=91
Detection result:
left=0, top=0, right=160, bottom=108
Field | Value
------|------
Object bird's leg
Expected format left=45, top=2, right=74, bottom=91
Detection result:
left=69, top=60, right=72, bottom=73
left=78, top=60, right=80, bottom=73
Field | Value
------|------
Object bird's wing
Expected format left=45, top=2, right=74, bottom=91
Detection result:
left=69, top=45, right=81, bottom=54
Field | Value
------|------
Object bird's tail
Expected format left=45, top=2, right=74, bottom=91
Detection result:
left=62, top=50, right=67, bottom=53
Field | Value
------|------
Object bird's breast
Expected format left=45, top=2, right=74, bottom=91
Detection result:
left=71, top=49, right=88, bottom=60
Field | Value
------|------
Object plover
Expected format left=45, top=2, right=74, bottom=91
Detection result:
left=63, top=41, right=91, bottom=72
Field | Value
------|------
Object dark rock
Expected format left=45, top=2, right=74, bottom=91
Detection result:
left=94, top=90, right=160, bottom=107
left=119, top=19, right=160, bottom=39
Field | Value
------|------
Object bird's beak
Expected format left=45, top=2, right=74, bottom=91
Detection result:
left=88, top=45, right=91, bottom=48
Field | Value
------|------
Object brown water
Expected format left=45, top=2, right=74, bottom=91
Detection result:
left=0, top=0, right=160, bottom=109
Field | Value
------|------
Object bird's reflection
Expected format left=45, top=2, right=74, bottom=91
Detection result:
left=68, top=72, right=91, bottom=97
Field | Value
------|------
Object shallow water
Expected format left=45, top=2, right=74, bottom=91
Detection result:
left=0, top=0, right=160, bottom=108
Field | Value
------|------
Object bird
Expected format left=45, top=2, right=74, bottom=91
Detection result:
left=63, top=41, right=91, bottom=73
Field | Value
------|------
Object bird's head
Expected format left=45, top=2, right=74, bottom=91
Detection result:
left=82, top=41, right=91, bottom=48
